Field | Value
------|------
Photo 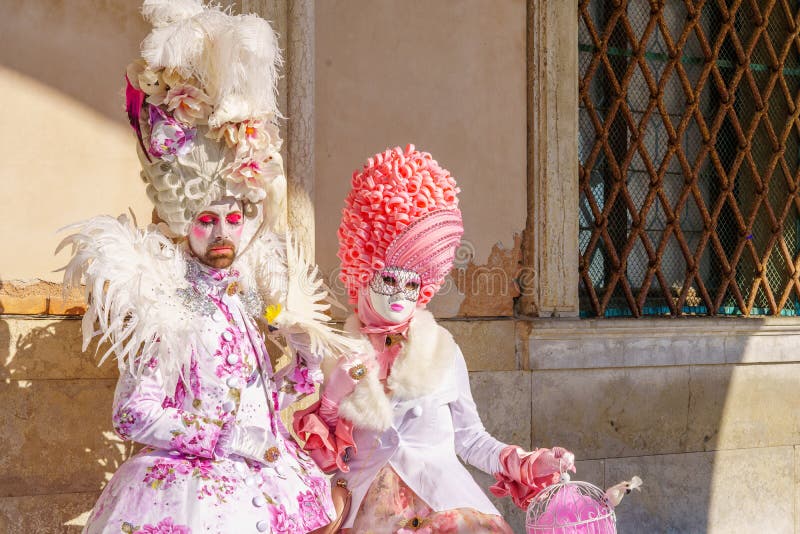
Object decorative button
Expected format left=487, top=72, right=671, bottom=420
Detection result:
left=212, top=311, right=224, bottom=322
left=222, top=331, right=234, bottom=342
left=235, top=461, right=247, bottom=474
left=264, top=446, right=280, bottom=463
left=169, top=450, right=180, bottom=456
left=222, top=400, right=236, bottom=412
left=256, top=520, right=268, bottom=532
left=348, top=363, right=368, bottom=381
left=252, top=495, right=266, bottom=507
left=226, top=377, right=239, bottom=388
left=411, top=405, right=423, bottom=417
left=245, top=476, right=257, bottom=487
left=226, top=353, right=239, bottom=365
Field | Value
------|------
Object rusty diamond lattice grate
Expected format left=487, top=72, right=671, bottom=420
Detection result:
left=579, top=0, right=800, bottom=317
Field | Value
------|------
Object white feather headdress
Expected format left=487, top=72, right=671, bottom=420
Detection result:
left=140, top=1, right=281, bottom=126
left=127, top=0, right=285, bottom=238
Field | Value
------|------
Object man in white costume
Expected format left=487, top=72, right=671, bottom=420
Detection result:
left=60, top=2, right=357, bottom=532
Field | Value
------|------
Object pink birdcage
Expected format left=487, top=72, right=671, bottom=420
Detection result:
left=526, top=473, right=616, bottom=534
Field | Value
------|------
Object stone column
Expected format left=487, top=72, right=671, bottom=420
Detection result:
left=239, top=0, right=315, bottom=258
left=284, top=0, right=315, bottom=258
left=520, top=0, right=580, bottom=317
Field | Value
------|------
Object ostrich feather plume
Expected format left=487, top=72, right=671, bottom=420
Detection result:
left=58, top=216, right=364, bottom=391
left=140, top=3, right=281, bottom=126
left=141, top=0, right=205, bottom=27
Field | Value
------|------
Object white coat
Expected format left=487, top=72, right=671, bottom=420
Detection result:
left=332, top=310, right=507, bottom=528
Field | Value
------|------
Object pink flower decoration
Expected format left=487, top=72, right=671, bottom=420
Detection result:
left=152, top=83, right=212, bottom=126
left=289, top=366, right=316, bottom=395
left=112, top=407, right=143, bottom=440
left=134, top=516, right=191, bottom=534
left=297, top=490, right=328, bottom=530
left=398, top=507, right=433, bottom=534
left=238, top=119, right=281, bottom=152
left=147, top=106, right=196, bottom=161
left=223, top=149, right=283, bottom=203
left=143, top=461, right=178, bottom=490
left=268, top=504, right=300, bottom=534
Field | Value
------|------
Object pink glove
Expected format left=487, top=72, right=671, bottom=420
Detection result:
left=214, top=422, right=279, bottom=464
left=322, top=357, right=371, bottom=404
left=532, top=446, right=576, bottom=478
left=489, top=445, right=576, bottom=510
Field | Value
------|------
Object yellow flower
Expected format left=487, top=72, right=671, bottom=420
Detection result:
left=264, top=304, right=282, bottom=324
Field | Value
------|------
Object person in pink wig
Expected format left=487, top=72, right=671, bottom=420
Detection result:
left=294, top=145, right=575, bottom=532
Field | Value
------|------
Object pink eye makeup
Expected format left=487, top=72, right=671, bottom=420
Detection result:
left=225, top=213, right=243, bottom=225
left=196, top=214, right=218, bottom=226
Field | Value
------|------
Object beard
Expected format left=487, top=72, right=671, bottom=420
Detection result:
left=197, top=239, right=237, bottom=269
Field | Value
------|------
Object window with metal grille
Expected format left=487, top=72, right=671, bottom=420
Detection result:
left=578, top=1, right=800, bottom=317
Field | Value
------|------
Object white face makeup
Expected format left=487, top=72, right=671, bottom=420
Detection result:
left=187, top=197, right=244, bottom=269
left=367, top=267, right=421, bottom=324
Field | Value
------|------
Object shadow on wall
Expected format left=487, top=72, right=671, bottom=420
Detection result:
left=0, top=1, right=148, bottom=123
left=0, top=307, right=133, bottom=532
left=530, top=319, right=800, bottom=533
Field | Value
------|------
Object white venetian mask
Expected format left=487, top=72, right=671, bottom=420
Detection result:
left=367, top=267, right=421, bottom=323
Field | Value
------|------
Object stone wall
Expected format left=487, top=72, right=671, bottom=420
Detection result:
left=527, top=317, right=800, bottom=532
left=0, top=315, right=532, bottom=532
left=6, top=314, right=800, bottom=532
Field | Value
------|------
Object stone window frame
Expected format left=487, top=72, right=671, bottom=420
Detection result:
left=520, top=0, right=581, bottom=318
left=522, top=2, right=800, bottom=317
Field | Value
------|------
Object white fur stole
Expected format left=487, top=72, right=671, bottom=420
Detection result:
left=333, top=309, right=457, bottom=431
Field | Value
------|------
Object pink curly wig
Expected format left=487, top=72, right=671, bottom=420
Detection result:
left=337, top=144, right=462, bottom=305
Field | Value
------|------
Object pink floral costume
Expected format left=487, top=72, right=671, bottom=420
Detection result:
left=84, top=260, right=334, bottom=534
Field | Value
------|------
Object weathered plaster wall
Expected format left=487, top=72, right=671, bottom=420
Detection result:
left=313, top=0, right=528, bottom=318
left=0, top=1, right=153, bottom=282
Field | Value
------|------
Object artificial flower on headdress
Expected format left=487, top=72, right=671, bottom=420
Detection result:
left=126, top=59, right=165, bottom=99
left=222, top=149, right=284, bottom=204
left=207, top=118, right=281, bottom=152
left=155, top=83, right=212, bottom=125
left=147, top=105, right=196, bottom=160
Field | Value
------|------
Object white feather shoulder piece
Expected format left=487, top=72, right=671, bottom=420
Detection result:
left=237, top=232, right=368, bottom=362
left=58, top=214, right=197, bottom=390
